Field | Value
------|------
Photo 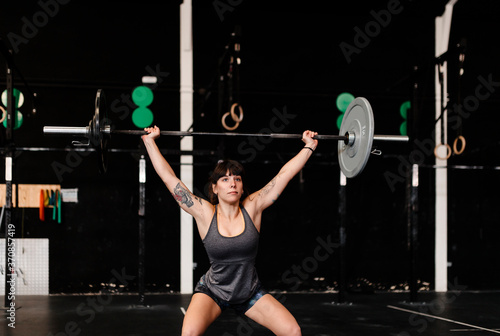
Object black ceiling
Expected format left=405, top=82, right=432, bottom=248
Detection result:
left=0, top=1, right=499, bottom=164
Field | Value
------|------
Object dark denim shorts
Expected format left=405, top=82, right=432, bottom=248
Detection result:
left=194, top=275, right=268, bottom=315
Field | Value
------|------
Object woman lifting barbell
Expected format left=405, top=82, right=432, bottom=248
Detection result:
left=142, top=125, right=318, bottom=336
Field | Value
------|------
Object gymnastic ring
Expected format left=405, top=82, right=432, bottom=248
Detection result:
left=230, top=103, right=244, bottom=123
left=434, top=143, right=452, bottom=160
left=453, top=135, right=466, bottom=155
left=0, top=105, right=6, bottom=124
left=222, top=111, right=240, bottom=131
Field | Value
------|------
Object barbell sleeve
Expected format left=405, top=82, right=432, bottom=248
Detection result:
left=373, top=135, right=409, bottom=142
left=43, top=126, right=90, bottom=137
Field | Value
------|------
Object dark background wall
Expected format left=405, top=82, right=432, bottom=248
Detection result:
left=1, top=0, right=499, bottom=294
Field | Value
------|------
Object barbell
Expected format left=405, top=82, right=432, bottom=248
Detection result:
left=43, top=89, right=409, bottom=177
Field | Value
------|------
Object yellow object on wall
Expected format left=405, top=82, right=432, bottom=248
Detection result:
left=0, top=184, right=61, bottom=208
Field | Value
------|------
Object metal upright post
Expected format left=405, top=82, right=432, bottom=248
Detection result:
left=338, top=171, right=347, bottom=303
left=408, top=164, right=419, bottom=302
left=138, top=156, right=146, bottom=304
left=180, top=0, right=194, bottom=294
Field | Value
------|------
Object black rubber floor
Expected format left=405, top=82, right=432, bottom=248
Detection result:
left=2, top=291, right=500, bottom=335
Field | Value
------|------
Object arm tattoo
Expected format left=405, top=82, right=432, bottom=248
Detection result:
left=261, top=170, right=285, bottom=194
left=172, top=183, right=194, bottom=207
left=260, top=177, right=277, bottom=196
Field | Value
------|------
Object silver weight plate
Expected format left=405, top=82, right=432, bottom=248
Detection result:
left=338, top=97, right=374, bottom=178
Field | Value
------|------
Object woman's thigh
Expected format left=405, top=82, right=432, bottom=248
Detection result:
left=244, top=294, right=301, bottom=336
left=181, top=293, right=222, bottom=335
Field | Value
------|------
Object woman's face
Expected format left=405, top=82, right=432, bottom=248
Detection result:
left=212, top=170, right=243, bottom=203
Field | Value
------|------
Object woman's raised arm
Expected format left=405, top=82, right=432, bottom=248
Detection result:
left=142, top=126, right=212, bottom=224
left=244, top=130, right=318, bottom=213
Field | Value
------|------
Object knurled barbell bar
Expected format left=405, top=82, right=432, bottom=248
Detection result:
left=43, top=89, right=409, bottom=177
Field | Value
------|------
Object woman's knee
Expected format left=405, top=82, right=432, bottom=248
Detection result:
left=276, top=321, right=301, bottom=336
left=285, top=322, right=302, bottom=336
left=181, top=325, right=204, bottom=336
left=181, top=315, right=209, bottom=336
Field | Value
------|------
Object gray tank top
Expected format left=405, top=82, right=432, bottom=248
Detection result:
left=202, top=205, right=260, bottom=303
